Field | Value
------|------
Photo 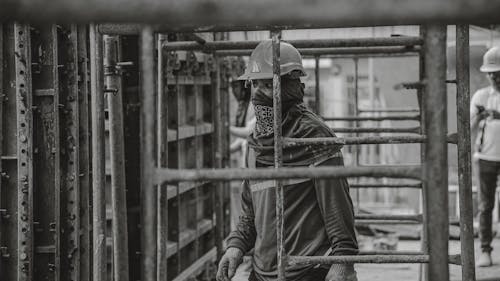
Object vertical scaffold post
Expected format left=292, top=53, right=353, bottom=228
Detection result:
left=271, top=30, right=286, bottom=281
left=90, top=23, right=106, bottom=281
left=15, top=23, right=34, bottom=281
left=315, top=56, right=320, bottom=114
left=418, top=25, right=428, bottom=281
left=140, top=25, right=157, bottom=281
left=104, top=35, right=130, bottom=281
left=156, top=33, right=169, bottom=281
left=456, top=24, right=476, bottom=281
left=423, top=24, right=449, bottom=281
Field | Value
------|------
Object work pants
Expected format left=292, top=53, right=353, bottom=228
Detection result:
left=478, top=159, right=500, bottom=253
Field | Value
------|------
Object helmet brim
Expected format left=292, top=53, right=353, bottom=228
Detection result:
left=237, top=70, right=307, bottom=81
left=480, top=64, right=500, bottom=73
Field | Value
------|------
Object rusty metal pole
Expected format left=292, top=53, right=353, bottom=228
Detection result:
left=104, top=35, right=130, bottom=281
left=315, top=56, right=320, bottom=114
left=140, top=25, right=157, bottom=281
left=423, top=24, right=448, bottom=281
left=90, top=23, right=106, bottom=281
left=271, top=30, right=286, bottom=281
left=156, top=33, right=169, bottom=281
left=456, top=24, right=476, bottom=281
left=417, top=25, right=429, bottom=281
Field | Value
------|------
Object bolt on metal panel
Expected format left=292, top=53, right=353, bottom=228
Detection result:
left=58, top=24, right=81, bottom=281
left=1, top=23, right=20, bottom=281
left=30, top=24, right=61, bottom=281
left=14, top=23, right=34, bottom=281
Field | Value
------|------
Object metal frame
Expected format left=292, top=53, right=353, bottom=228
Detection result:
left=0, top=4, right=482, bottom=281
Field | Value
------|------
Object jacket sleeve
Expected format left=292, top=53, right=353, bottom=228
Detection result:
left=225, top=180, right=256, bottom=253
left=313, top=156, right=359, bottom=255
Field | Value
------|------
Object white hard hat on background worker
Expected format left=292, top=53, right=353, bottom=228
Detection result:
left=480, top=46, right=500, bottom=73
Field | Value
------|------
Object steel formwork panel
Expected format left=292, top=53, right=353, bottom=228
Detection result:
left=14, top=23, right=34, bottom=281
left=1, top=23, right=20, bottom=281
left=58, top=24, right=81, bottom=281
left=77, top=24, right=91, bottom=281
left=30, top=24, right=61, bottom=281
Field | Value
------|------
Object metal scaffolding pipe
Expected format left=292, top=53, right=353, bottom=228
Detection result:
left=283, top=134, right=457, bottom=146
left=272, top=31, right=286, bottom=281
left=3, top=0, right=500, bottom=27
left=287, top=254, right=461, bottom=266
left=104, top=35, right=129, bottom=281
left=359, top=107, right=420, bottom=113
left=315, top=56, right=320, bottom=114
left=324, top=115, right=420, bottom=121
left=155, top=166, right=422, bottom=184
left=456, top=24, right=476, bottom=281
left=163, top=37, right=422, bottom=51
left=349, top=183, right=422, bottom=189
left=140, top=26, right=157, bottom=281
left=4, top=0, right=500, bottom=27
left=90, top=24, right=106, bottom=281
left=330, top=126, right=421, bottom=134
left=355, top=214, right=422, bottom=221
left=214, top=46, right=420, bottom=57
left=355, top=220, right=421, bottom=225
left=423, top=24, right=449, bottom=281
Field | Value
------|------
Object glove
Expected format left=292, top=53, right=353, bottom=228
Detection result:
left=216, top=247, right=244, bottom=281
left=325, top=263, right=358, bottom=281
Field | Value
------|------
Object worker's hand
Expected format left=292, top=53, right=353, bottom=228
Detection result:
left=488, top=109, right=500, bottom=120
left=216, top=247, right=244, bottom=281
left=477, top=110, right=490, bottom=121
left=325, top=263, right=358, bottom=281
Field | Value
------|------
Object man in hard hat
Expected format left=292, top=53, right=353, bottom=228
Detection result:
left=216, top=40, right=358, bottom=281
left=471, top=46, right=500, bottom=267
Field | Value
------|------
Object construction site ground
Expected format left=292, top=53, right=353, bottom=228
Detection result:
left=356, top=237, right=500, bottom=281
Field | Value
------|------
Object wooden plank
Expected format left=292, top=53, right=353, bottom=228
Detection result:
left=15, top=23, right=34, bottom=281
left=30, top=24, right=60, bottom=281
left=58, top=24, right=80, bottom=281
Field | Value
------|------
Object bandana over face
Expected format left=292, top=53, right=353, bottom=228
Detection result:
left=248, top=78, right=343, bottom=167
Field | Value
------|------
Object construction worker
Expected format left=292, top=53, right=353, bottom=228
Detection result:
left=216, top=40, right=358, bottom=281
left=471, top=46, right=500, bottom=267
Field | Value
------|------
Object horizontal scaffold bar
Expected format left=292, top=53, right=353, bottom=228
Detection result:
left=355, top=214, right=422, bottom=221
left=355, top=220, right=420, bottom=225
left=331, top=127, right=420, bottom=134
left=3, top=0, right=499, bottom=28
left=359, top=251, right=424, bottom=255
left=214, top=46, right=420, bottom=57
left=349, top=183, right=421, bottom=188
left=323, top=115, right=420, bottom=121
left=163, top=37, right=422, bottom=51
left=283, top=134, right=457, bottom=146
left=287, top=254, right=461, bottom=266
left=155, top=166, right=422, bottom=184
left=359, top=107, right=420, bottom=113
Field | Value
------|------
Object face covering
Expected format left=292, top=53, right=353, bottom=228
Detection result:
left=248, top=78, right=343, bottom=167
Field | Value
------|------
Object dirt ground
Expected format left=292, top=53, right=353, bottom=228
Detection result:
left=356, top=237, right=500, bottom=281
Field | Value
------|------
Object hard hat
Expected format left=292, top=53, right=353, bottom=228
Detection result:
left=480, top=46, right=500, bottom=73
left=237, top=39, right=306, bottom=81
